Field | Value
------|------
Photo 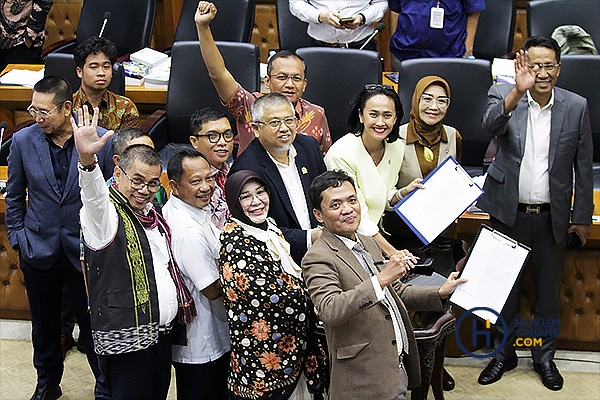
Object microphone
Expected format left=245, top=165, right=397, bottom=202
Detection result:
left=359, top=22, right=386, bottom=51
left=99, top=11, right=112, bottom=37
left=0, top=121, right=7, bottom=149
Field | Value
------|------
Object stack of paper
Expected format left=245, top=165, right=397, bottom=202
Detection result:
left=0, top=68, right=45, bottom=87
left=130, top=47, right=169, bottom=69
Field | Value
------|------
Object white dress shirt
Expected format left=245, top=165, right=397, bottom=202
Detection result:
left=519, top=90, right=553, bottom=204
left=79, top=166, right=178, bottom=326
left=290, top=0, right=388, bottom=44
left=163, top=195, right=231, bottom=364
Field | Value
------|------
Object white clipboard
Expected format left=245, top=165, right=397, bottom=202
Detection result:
left=449, top=225, right=531, bottom=324
left=394, top=155, right=484, bottom=245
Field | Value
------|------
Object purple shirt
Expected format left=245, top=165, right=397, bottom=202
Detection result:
left=389, top=0, right=485, bottom=61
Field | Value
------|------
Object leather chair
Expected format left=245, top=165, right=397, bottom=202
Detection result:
left=295, top=47, right=382, bottom=143
left=144, top=41, right=260, bottom=153
left=173, top=0, right=255, bottom=43
left=557, top=54, right=600, bottom=162
left=527, top=0, right=600, bottom=49
left=473, top=0, right=516, bottom=60
left=43, top=0, right=157, bottom=58
left=396, top=58, right=492, bottom=170
left=276, top=0, right=313, bottom=52
left=44, top=53, right=125, bottom=95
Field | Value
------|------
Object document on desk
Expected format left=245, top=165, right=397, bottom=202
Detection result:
left=0, top=68, right=44, bottom=87
left=449, top=225, right=530, bottom=324
left=394, top=155, right=484, bottom=245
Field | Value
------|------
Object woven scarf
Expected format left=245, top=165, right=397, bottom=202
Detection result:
left=109, top=183, right=196, bottom=324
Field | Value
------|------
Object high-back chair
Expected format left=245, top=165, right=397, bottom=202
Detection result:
left=44, top=53, right=125, bottom=95
left=296, top=47, right=382, bottom=143
left=558, top=54, right=600, bottom=161
left=173, top=0, right=255, bottom=43
left=527, top=0, right=600, bottom=48
left=144, top=41, right=260, bottom=154
left=43, top=0, right=156, bottom=58
left=473, top=0, right=516, bottom=60
left=276, top=0, right=313, bottom=52
left=396, top=58, right=493, bottom=171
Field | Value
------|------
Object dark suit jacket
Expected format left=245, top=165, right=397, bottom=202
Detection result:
left=230, top=134, right=326, bottom=263
left=6, top=123, right=114, bottom=270
left=302, top=230, right=444, bottom=400
left=477, top=84, right=594, bottom=243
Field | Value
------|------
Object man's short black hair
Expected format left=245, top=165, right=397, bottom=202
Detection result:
left=266, top=50, right=307, bottom=77
left=189, top=107, right=234, bottom=136
left=112, top=128, right=149, bottom=156
left=73, top=36, right=118, bottom=69
left=310, top=170, right=356, bottom=212
left=167, top=147, right=208, bottom=184
left=33, top=76, right=72, bottom=105
left=523, top=35, right=562, bottom=63
left=120, top=144, right=162, bottom=172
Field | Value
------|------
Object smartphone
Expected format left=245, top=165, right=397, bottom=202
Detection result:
left=339, top=17, right=354, bottom=24
left=410, top=257, right=434, bottom=276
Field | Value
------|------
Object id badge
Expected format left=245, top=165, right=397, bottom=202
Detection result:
left=430, top=6, right=444, bottom=29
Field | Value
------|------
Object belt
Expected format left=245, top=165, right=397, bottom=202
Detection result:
left=312, top=38, right=366, bottom=49
left=517, top=203, right=550, bottom=214
left=158, top=322, right=173, bottom=335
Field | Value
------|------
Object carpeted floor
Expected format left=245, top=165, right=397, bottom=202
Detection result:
left=0, top=339, right=598, bottom=400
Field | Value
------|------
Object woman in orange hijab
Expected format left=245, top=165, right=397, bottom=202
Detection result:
left=397, top=75, right=462, bottom=188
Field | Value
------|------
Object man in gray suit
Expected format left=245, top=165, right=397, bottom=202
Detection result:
left=477, top=36, right=593, bottom=391
left=302, top=170, right=465, bottom=400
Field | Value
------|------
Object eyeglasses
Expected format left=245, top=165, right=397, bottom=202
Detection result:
left=254, top=116, right=297, bottom=129
left=527, top=63, right=560, bottom=72
left=27, top=100, right=68, bottom=117
left=238, top=185, right=269, bottom=206
left=118, top=166, right=161, bottom=193
left=420, top=93, right=450, bottom=109
left=364, top=84, right=395, bottom=91
left=194, top=130, right=235, bottom=143
left=269, top=74, right=305, bottom=83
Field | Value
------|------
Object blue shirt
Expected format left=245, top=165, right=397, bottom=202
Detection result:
left=389, top=0, right=485, bottom=61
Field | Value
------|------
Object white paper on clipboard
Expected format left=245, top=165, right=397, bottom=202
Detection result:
left=394, top=155, right=483, bottom=245
left=449, top=225, right=530, bottom=324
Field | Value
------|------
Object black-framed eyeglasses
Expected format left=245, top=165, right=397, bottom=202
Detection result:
left=238, top=185, right=269, bottom=206
left=527, top=63, right=560, bottom=72
left=364, top=84, right=395, bottom=91
left=254, top=116, right=297, bottom=129
left=118, top=166, right=161, bottom=193
left=27, top=100, right=69, bottom=117
left=194, top=130, right=235, bottom=143
left=420, top=93, right=450, bottom=109
left=269, top=74, right=305, bottom=83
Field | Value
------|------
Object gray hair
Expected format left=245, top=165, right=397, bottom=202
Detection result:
left=251, top=93, right=294, bottom=122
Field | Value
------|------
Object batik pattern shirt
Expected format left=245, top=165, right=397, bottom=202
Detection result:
left=0, top=0, right=53, bottom=49
left=73, top=88, right=140, bottom=131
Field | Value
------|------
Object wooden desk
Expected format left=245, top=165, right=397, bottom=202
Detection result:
left=0, top=64, right=167, bottom=127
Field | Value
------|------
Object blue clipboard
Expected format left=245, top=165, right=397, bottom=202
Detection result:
left=393, top=155, right=484, bottom=245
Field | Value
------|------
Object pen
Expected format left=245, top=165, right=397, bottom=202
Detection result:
left=374, top=256, right=416, bottom=266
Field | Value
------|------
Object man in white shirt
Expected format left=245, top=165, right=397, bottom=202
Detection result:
left=290, top=0, right=388, bottom=50
left=229, top=93, right=327, bottom=264
left=163, top=148, right=230, bottom=400
left=74, top=105, right=194, bottom=399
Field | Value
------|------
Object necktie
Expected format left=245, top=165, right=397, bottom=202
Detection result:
left=353, top=242, right=409, bottom=355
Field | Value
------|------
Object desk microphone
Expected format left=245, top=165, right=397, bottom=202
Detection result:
left=99, top=11, right=112, bottom=37
left=359, top=22, right=386, bottom=51
left=0, top=121, right=7, bottom=149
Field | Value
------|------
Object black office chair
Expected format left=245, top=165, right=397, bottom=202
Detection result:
left=43, top=0, right=156, bottom=58
left=0, top=137, right=11, bottom=166
left=296, top=48, right=382, bottom=143
left=145, top=41, right=260, bottom=154
left=558, top=55, right=600, bottom=162
left=44, top=53, right=125, bottom=95
left=397, top=58, right=492, bottom=170
left=276, top=0, right=313, bottom=52
left=527, top=0, right=600, bottom=49
left=473, top=0, right=516, bottom=60
left=173, top=0, right=255, bottom=43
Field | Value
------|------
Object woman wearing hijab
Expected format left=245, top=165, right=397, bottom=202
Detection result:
left=219, top=170, right=328, bottom=400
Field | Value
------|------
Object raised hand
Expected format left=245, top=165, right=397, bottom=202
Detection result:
left=514, top=49, right=537, bottom=94
left=195, top=1, right=217, bottom=28
left=70, top=105, right=114, bottom=164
